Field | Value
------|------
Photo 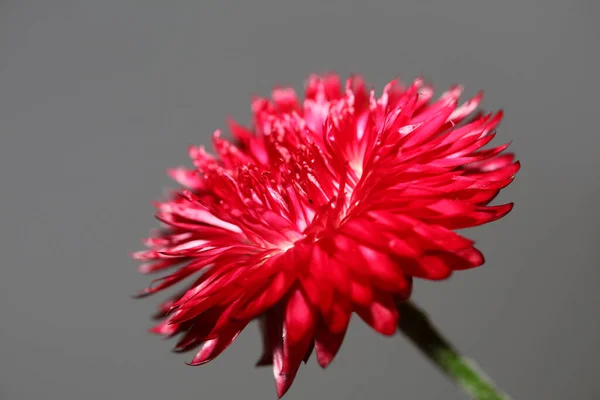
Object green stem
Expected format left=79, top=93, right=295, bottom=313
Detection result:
left=397, top=300, right=510, bottom=400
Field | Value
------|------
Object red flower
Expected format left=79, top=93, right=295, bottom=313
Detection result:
left=134, top=73, right=519, bottom=397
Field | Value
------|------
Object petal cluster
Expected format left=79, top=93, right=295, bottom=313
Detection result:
left=134, top=73, right=519, bottom=397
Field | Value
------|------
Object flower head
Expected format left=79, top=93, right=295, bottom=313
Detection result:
left=134, top=73, right=519, bottom=397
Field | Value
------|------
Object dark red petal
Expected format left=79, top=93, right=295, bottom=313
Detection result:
left=269, top=307, right=288, bottom=397
left=277, top=287, right=316, bottom=397
left=314, top=319, right=348, bottom=368
left=303, top=340, right=315, bottom=364
left=234, top=271, right=295, bottom=320
left=139, top=258, right=184, bottom=274
left=430, top=247, right=485, bottom=271
left=356, top=291, right=399, bottom=336
left=172, top=308, right=224, bottom=352
left=135, top=259, right=207, bottom=298
left=322, top=295, right=352, bottom=334
left=398, top=255, right=452, bottom=280
left=151, top=288, right=189, bottom=319
left=256, top=313, right=277, bottom=367
left=187, top=324, right=245, bottom=366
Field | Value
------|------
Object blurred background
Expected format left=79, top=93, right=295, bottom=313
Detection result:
left=0, top=1, right=598, bottom=399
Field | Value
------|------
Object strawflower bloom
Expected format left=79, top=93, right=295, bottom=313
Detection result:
left=133, top=73, right=519, bottom=398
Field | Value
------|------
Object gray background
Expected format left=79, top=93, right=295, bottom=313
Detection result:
left=1, top=1, right=598, bottom=399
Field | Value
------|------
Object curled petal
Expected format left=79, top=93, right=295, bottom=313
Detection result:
left=187, top=325, right=245, bottom=366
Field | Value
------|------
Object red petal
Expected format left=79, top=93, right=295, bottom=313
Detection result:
left=429, top=248, right=485, bottom=271
left=350, top=278, right=373, bottom=306
left=235, top=271, right=295, bottom=321
left=135, top=259, right=207, bottom=298
left=149, top=319, right=180, bottom=336
left=277, top=287, right=316, bottom=397
left=398, top=255, right=452, bottom=280
left=300, top=246, right=334, bottom=314
left=270, top=310, right=286, bottom=396
left=284, top=288, right=316, bottom=343
left=187, top=325, right=244, bottom=366
left=359, top=246, right=412, bottom=294
left=272, top=87, right=300, bottom=113
left=356, top=292, right=398, bottom=336
left=322, top=295, right=352, bottom=334
left=401, top=105, right=456, bottom=149
left=314, top=320, right=348, bottom=368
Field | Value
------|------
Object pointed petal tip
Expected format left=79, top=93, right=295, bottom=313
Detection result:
left=512, top=160, right=522, bottom=174
left=132, top=289, right=151, bottom=299
left=275, top=376, right=293, bottom=399
left=187, top=352, right=213, bottom=367
left=379, top=324, right=399, bottom=336
left=453, top=84, right=465, bottom=94
left=138, top=263, right=152, bottom=274
left=314, top=328, right=347, bottom=369
left=357, top=293, right=400, bottom=336
left=166, top=167, right=179, bottom=177
left=148, top=324, right=177, bottom=337
left=494, top=202, right=515, bottom=215
left=131, top=250, right=147, bottom=261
